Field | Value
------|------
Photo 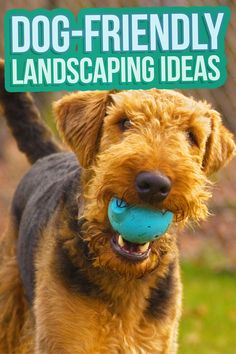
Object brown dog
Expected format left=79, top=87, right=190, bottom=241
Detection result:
left=0, top=59, right=235, bottom=353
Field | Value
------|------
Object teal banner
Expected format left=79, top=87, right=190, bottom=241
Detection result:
left=4, top=7, right=230, bottom=92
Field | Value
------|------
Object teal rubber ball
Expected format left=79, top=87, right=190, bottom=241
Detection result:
left=108, top=197, right=173, bottom=244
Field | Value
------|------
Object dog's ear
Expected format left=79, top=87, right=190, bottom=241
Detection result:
left=202, top=109, right=235, bottom=176
left=54, top=91, right=114, bottom=168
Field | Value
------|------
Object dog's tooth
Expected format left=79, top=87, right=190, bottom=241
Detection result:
left=118, top=235, right=125, bottom=247
left=138, top=242, right=150, bottom=253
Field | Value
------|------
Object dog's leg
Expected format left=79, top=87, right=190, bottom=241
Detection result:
left=0, top=217, right=33, bottom=354
left=34, top=275, right=96, bottom=354
left=138, top=262, right=182, bottom=354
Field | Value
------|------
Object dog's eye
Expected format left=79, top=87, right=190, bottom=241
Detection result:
left=119, top=118, right=132, bottom=131
left=186, top=130, right=198, bottom=147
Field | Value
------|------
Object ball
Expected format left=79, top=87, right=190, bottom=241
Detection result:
left=108, top=197, right=173, bottom=244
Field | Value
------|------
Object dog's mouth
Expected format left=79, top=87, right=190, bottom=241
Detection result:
left=111, top=234, right=151, bottom=262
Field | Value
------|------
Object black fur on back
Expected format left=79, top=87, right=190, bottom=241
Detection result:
left=12, top=152, right=80, bottom=302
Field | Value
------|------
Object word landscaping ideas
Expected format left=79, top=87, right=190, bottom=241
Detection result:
left=4, top=7, right=230, bottom=92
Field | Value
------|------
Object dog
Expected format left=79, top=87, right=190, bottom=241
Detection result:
left=0, top=58, right=235, bottom=354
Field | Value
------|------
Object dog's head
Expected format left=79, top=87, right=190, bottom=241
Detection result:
left=54, top=90, right=235, bottom=277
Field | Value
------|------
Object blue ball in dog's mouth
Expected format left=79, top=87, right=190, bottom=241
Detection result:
left=108, top=197, right=173, bottom=245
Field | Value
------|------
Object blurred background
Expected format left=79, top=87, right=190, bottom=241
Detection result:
left=0, top=0, right=235, bottom=353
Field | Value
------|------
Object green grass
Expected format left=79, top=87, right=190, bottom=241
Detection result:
left=179, top=262, right=236, bottom=354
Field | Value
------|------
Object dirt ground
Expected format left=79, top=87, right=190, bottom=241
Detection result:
left=0, top=124, right=236, bottom=268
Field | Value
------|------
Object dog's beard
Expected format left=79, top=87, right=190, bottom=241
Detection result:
left=83, top=161, right=211, bottom=227
left=82, top=161, right=211, bottom=277
left=85, top=182, right=211, bottom=227
left=81, top=219, right=176, bottom=278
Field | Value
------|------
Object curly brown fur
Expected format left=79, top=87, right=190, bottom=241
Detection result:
left=0, top=219, right=33, bottom=354
left=0, top=59, right=60, bottom=164
left=0, top=67, right=235, bottom=353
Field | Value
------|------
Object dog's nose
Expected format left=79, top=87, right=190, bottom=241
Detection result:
left=135, top=172, right=171, bottom=202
